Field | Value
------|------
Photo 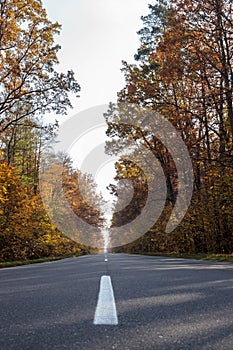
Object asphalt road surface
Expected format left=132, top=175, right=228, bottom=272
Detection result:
left=0, top=254, right=233, bottom=350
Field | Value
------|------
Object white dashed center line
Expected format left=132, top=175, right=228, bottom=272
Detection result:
left=94, top=275, right=118, bottom=325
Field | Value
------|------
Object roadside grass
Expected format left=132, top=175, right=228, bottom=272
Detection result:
left=0, top=253, right=84, bottom=269
left=134, top=252, right=233, bottom=263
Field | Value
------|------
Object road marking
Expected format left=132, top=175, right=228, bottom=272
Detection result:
left=94, top=275, right=118, bottom=325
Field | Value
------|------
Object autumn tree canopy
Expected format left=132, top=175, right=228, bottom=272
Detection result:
left=0, top=0, right=80, bottom=132
left=106, top=0, right=233, bottom=254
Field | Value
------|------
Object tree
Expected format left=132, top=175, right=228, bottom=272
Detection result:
left=107, top=1, right=233, bottom=254
left=0, top=160, right=98, bottom=262
left=39, top=152, right=105, bottom=249
left=0, top=115, right=58, bottom=194
left=0, top=161, right=32, bottom=260
left=0, top=0, right=80, bottom=132
left=0, top=1, right=106, bottom=261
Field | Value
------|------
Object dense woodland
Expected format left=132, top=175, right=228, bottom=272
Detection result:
left=0, top=0, right=103, bottom=262
left=0, top=0, right=233, bottom=262
left=107, top=0, right=233, bottom=254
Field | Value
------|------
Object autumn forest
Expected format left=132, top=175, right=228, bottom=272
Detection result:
left=0, top=0, right=233, bottom=263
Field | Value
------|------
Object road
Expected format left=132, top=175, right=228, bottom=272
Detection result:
left=0, top=254, right=233, bottom=350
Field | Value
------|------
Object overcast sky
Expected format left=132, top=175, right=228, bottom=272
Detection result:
left=42, top=0, right=149, bottom=113
left=42, top=0, right=150, bottom=200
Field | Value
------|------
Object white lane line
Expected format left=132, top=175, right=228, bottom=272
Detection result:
left=94, top=275, right=118, bottom=325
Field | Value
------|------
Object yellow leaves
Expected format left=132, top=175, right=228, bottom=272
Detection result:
left=0, top=162, right=85, bottom=262
left=0, top=0, right=62, bottom=99
left=197, top=160, right=204, bottom=166
left=1, top=185, right=7, bottom=195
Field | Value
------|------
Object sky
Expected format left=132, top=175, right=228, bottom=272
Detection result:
left=42, top=0, right=150, bottom=200
left=42, top=0, right=149, bottom=112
